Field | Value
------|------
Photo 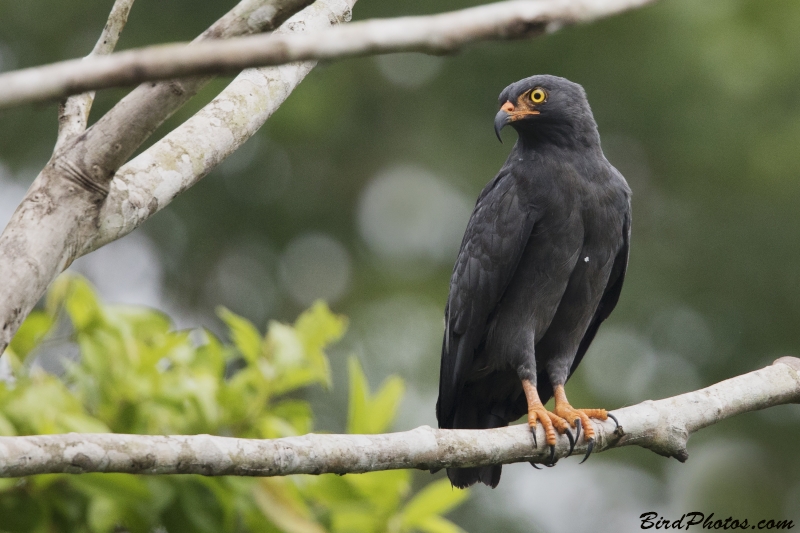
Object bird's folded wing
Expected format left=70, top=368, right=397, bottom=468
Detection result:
left=438, top=171, right=538, bottom=425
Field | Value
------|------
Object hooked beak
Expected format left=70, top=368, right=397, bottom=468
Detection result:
left=494, top=100, right=541, bottom=142
left=494, top=101, right=515, bottom=143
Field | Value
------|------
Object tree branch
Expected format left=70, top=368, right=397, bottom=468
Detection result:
left=1, top=358, right=797, bottom=478
left=55, top=0, right=137, bottom=152
left=0, top=0, right=659, bottom=110
left=84, top=0, right=354, bottom=253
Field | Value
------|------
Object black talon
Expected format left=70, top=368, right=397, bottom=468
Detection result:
left=607, top=413, right=619, bottom=429
left=529, top=461, right=542, bottom=470
left=546, top=444, right=556, bottom=466
left=579, top=437, right=595, bottom=464
left=530, top=425, right=537, bottom=448
left=564, top=427, right=576, bottom=458
left=575, top=419, right=581, bottom=443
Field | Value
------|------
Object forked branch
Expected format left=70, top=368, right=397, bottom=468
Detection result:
left=0, top=0, right=332, bottom=356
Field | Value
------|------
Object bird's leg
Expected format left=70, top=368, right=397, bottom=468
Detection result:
left=552, top=384, right=609, bottom=463
left=521, top=380, right=573, bottom=461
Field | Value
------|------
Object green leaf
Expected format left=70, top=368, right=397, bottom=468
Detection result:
left=347, top=357, right=405, bottom=434
left=300, top=474, right=359, bottom=507
left=331, top=509, right=380, bottom=533
left=294, top=301, right=348, bottom=388
left=9, top=311, right=53, bottom=361
left=87, top=496, right=122, bottom=533
left=414, top=515, right=468, bottom=533
left=71, top=474, right=151, bottom=501
left=0, top=413, right=16, bottom=436
left=261, top=400, right=313, bottom=437
left=194, top=329, right=231, bottom=376
left=217, top=307, right=263, bottom=365
left=110, top=305, right=171, bottom=338
left=63, top=276, right=104, bottom=330
left=347, top=357, right=370, bottom=435
left=271, top=367, right=325, bottom=397
left=366, top=376, right=404, bottom=435
left=253, top=478, right=327, bottom=533
left=3, top=375, right=98, bottom=434
left=294, top=301, right=348, bottom=354
left=266, top=322, right=304, bottom=368
left=345, top=469, right=410, bottom=515
left=192, top=477, right=239, bottom=533
left=399, top=479, right=469, bottom=530
left=174, top=479, right=225, bottom=533
left=59, top=413, right=111, bottom=434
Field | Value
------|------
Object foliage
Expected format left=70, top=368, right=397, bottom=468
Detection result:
left=0, top=275, right=467, bottom=533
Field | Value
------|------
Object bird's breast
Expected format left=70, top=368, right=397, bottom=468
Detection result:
left=489, top=193, right=623, bottom=345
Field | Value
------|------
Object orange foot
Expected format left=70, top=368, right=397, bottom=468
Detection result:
left=521, top=380, right=576, bottom=467
left=553, top=384, right=619, bottom=463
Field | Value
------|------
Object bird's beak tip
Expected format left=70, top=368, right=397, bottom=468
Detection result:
left=494, top=109, right=510, bottom=143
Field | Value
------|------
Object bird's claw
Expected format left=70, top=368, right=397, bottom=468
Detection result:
left=574, top=418, right=581, bottom=442
left=528, top=432, right=556, bottom=469
left=546, top=445, right=556, bottom=466
left=608, top=412, right=620, bottom=430
left=573, top=417, right=595, bottom=464
left=564, top=427, right=575, bottom=458
left=530, top=424, right=537, bottom=448
left=579, top=438, right=595, bottom=464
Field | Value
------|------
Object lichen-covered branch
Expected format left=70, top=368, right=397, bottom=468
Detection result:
left=1, top=358, right=797, bottom=478
left=0, top=0, right=323, bottom=356
left=0, top=0, right=659, bottom=110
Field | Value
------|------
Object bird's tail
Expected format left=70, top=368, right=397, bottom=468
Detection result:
left=443, top=385, right=508, bottom=489
left=448, top=463, right=502, bottom=489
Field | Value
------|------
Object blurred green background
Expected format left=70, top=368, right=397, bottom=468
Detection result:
left=2, top=0, right=800, bottom=530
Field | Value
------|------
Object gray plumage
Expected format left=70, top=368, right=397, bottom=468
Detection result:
left=436, top=75, right=631, bottom=488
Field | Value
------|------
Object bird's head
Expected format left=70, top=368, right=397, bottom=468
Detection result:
left=494, top=74, right=598, bottom=146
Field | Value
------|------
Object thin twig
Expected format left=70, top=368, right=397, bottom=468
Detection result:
left=55, top=0, right=137, bottom=152
left=1, top=358, right=798, bottom=478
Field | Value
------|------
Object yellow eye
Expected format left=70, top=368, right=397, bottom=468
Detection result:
left=530, top=88, right=547, bottom=104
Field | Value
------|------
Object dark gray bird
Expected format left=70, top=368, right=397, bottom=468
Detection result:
left=436, top=75, right=630, bottom=488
